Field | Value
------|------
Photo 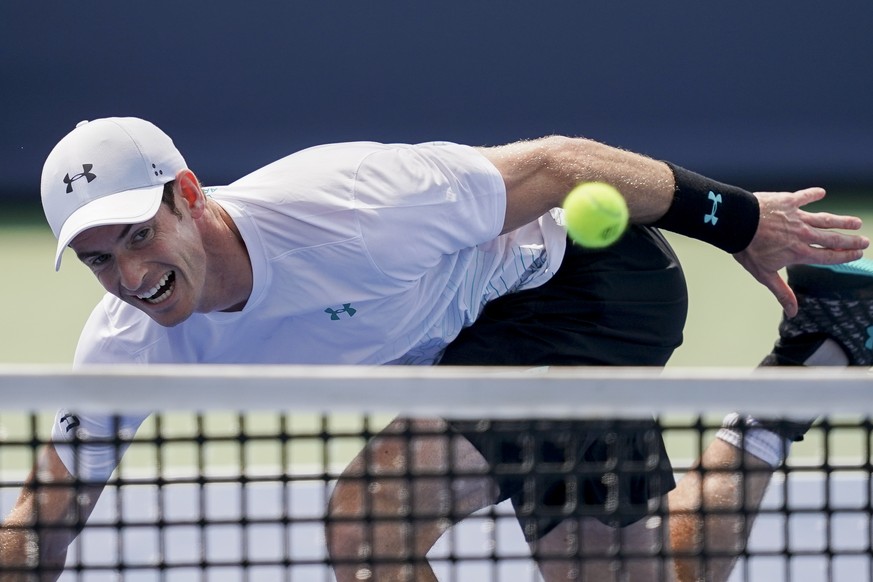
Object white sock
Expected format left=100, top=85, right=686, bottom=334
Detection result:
left=803, top=337, right=849, bottom=366
left=716, top=338, right=848, bottom=467
left=716, top=413, right=792, bottom=468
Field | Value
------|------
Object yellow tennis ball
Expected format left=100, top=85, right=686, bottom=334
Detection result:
left=562, top=182, right=629, bottom=248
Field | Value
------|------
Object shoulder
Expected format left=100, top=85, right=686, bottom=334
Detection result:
left=232, top=141, right=498, bottom=191
left=231, top=142, right=392, bottom=187
left=357, top=142, right=499, bottom=182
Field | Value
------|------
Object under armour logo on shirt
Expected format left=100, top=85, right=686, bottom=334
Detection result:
left=325, top=304, right=357, bottom=320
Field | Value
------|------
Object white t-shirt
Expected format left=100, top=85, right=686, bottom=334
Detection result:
left=52, top=141, right=567, bottom=481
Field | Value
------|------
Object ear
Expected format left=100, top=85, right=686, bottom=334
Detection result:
left=174, top=169, right=206, bottom=218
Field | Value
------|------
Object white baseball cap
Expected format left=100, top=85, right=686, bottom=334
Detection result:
left=41, top=117, right=188, bottom=270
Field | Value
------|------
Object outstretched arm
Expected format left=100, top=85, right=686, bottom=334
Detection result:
left=0, top=445, right=103, bottom=581
left=478, top=135, right=675, bottom=231
left=478, top=135, right=869, bottom=314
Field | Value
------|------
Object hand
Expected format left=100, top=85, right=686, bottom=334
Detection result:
left=733, top=187, right=869, bottom=317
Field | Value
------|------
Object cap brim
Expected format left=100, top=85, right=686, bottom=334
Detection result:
left=54, top=184, right=165, bottom=271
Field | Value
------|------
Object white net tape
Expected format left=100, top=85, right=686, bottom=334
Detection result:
left=0, top=364, right=869, bottom=416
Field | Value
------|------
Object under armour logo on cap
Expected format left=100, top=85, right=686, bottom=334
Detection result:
left=62, top=163, right=97, bottom=193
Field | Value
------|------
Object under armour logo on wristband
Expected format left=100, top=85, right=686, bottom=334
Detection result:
left=656, top=163, right=759, bottom=253
left=704, top=191, right=722, bottom=225
left=63, top=164, right=97, bottom=193
left=325, top=304, right=357, bottom=320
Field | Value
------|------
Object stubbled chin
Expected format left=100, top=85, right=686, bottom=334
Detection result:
left=148, top=309, right=194, bottom=328
left=129, top=296, right=193, bottom=328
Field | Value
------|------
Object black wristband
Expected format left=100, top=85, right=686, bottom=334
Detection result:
left=653, top=163, right=760, bottom=253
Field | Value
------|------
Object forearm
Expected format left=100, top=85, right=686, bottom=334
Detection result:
left=0, top=447, right=101, bottom=581
left=0, top=491, right=42, bottom=578
left=1, top=491, right=69, bottom=581
left=477, top=135, right=675, bottom=233
left=1, top=508, right=66, bottom=582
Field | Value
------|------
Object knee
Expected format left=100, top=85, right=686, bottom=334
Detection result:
left=327, top=479, right=387, bottom=582
left=325, top=479, right=368, bottom=559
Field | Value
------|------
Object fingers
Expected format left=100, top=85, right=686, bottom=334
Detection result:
left=786, top=230, right=867, bottom=265
left=802, top=210, right=864, bottom=231
left=805, top=229, right=870, bottom=252
left=796, top=190, right=869, bottom=254
left=743, top=186, right=867, bottom=315
left=802, top=247, right=867, bottom=266
left=754, top=186, right=826, bottom=207
left=761, top=272, right=798, bottom=318
left=791, top=186, right=827, bottom=205
left=756, top=188, right=869, bottom=255
left=801, top=212, right=869, bottom=258
left=733, top=254, right=799, bottom=317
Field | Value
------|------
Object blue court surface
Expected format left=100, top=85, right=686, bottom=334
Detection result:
left=3, top=472, right=868, bottom=581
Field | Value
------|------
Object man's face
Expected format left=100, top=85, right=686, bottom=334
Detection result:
left=69, top=201, right=209, bottom=327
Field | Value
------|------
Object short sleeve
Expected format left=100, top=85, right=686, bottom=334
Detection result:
left=50, top=408, right=149, bottom=482
left=353, top=142, right=506, bottom=279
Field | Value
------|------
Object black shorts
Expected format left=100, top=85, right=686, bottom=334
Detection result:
left=439, top=225, right=688, bottom=540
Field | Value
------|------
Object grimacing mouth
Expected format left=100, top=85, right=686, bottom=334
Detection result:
left=137, top=271, right=176, bottom=304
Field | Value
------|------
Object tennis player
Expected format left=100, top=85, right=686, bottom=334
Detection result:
left=1, top=117, right=870, bottom=581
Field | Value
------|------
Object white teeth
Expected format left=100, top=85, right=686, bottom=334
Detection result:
left=137, top=272, right=172, bottom=303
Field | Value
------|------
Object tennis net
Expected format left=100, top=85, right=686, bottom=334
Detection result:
left=0, top=364, right=871, bottom=581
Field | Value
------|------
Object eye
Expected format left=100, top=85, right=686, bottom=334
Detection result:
left=87, top=254, right=111, bottom=268
left=132, top=227, right=152, bottom=243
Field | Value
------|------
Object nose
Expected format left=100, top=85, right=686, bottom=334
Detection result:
left=116, top=254, right=148, bottom=293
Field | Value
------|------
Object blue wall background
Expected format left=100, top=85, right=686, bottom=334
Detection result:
left=2, top=0, right=871, bottom=203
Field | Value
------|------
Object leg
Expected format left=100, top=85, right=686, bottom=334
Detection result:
left=774, top=259, right=873, bottom=369
left=450, top=417, right=677, bottom=581
left=669, top=258, right=873, bottom=581
left=526, top=433, right=771, bottom=582
left=442, top=227, right=688, bottom=580
left=668, top=440, right=773, bottom=582
left=326, top=417, right=498, bottom=582
left=533, top=503, right=673, bottom=581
